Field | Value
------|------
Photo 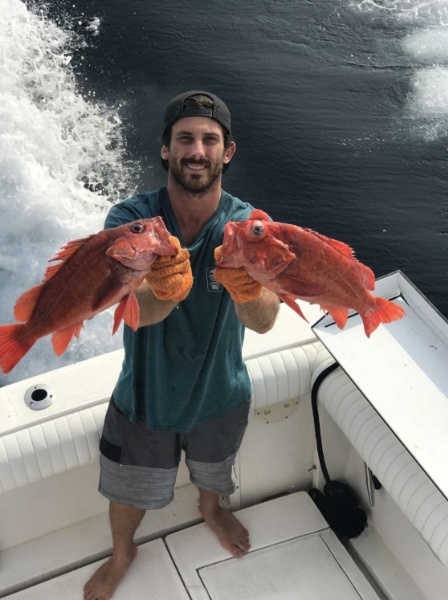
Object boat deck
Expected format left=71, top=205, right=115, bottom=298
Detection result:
left=8, top=492, right=381, bottom=600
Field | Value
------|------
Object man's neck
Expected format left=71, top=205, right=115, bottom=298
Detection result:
left=167, top=178, right=222, bottom=245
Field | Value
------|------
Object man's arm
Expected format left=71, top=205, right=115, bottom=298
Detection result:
left=135, top=282, right=179, bottom=327
left=234, top=288, right=280, bottom=333
left=213, top=254, right=280, bottom=334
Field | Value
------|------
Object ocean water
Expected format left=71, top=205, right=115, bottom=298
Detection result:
left=1, top=0, right=448, bottom=384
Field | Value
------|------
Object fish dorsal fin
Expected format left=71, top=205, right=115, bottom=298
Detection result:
left=359, top=261, right=376, bottom=290
left=50, top=237, right=92, bottom=262
left=14, top=236, right=92, bottom=322
left=14, top=285, right=42, bottom=323
left=249, top=209, right=270, bottom=221
left=304, top=228, right=354, bottom=258
left=43, top=237, right=92, bottom=283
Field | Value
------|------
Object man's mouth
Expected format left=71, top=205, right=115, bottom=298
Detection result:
left=183, top=160, right=208, bottom=171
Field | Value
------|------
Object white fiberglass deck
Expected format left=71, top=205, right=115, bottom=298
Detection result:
left=8, top=493, right=380, bottom=600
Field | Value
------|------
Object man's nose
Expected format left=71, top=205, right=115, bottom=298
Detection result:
left=190, top=138, right=206, bottom=156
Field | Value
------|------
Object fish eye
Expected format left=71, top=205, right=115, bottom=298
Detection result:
left=245, top=220, right=267, bottom=241
left=130, top=223, right=145, bottom=234
left=253, top=224, right=264, bottom=235
left=251, top=221, right=266, bottom=238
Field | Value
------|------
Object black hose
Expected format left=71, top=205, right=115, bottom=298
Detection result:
left=309, top=360, right=368, bottom=539
left=311, top=361, right=340, bottom=484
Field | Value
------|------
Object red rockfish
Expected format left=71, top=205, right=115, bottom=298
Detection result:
left=0, top=218, right=178, bottom=373
left=216, top=209, right=405, bottom=337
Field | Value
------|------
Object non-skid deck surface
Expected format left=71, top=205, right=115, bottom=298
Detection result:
left=8, top=493, right=380, bottom=599
left=7, top=539, right=189, bottom=600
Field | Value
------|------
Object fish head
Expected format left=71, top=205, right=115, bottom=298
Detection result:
left=217, top=211, right=296, bottom=278
left=106, top=218, right=178, bottom=271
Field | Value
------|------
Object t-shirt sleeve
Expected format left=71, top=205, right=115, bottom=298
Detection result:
left=103, top=193, right=156, bottom=230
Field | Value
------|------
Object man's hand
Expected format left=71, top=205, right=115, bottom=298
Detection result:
left=145, top=236, right=193, bottom=302
left=214, top=246, right=262, bottom=304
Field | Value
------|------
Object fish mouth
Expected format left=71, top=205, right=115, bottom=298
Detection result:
left=107, top=240, right=177, bottom=270
left=114, top=251, right=160, bottom=271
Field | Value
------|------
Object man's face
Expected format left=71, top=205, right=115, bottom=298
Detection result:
left=161, top=117, right=235, bottom=194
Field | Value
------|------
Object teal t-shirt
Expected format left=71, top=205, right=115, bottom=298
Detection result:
left=105, top=187, right=254, bottom=432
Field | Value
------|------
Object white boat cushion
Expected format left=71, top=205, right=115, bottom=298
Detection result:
left=0, top=343, right=327, bottom=494
left=317, top=365, right=448, bottom=568
left=0, top=404, right=107, bottom=493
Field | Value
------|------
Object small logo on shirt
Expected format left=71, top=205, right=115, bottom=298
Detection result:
left=206, top=267, right=223, bottom=292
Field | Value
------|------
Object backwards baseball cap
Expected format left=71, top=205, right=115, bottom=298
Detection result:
left=161, top=90, right=233, bottom=173
left=163, top=90, right=232, bottom=137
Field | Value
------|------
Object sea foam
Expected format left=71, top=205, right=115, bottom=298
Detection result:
left=0, top=1, right=136, bottom=384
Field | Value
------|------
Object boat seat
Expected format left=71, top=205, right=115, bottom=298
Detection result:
left=314, top=362, right=448, bottom=568
left=0, top=403, right=107, bottom=493
left=246, top=344, right=448, bottom=568
left=0, top=341, right=326, bottom=495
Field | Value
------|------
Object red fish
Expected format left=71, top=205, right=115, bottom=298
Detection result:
left=216, top=209, right=405, bottom=337
left=0, top=218, right=178, bottom=373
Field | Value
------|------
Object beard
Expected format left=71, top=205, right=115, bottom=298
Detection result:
left=168, top=156, right=224, bottom=194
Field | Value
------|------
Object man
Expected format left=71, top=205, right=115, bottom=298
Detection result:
left=84, top=91, right=280, bottom=600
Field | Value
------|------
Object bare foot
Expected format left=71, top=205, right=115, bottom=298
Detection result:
left=83, top=546, right=137, bottom=600
left=201, top=504, right=251, bottom=558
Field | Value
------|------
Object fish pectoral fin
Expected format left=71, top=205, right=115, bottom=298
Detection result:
left=322, top=306, right=349, bottom=330
left=279, top=294, right=309, bottom=322
left=113, top=293, right=140, bottom=334
left=51, top=323, right=84, bottom=356
left=279, top=275, right=325, bottom=298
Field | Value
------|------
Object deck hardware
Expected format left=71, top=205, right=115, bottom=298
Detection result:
left=255, top=398, right=299, bottom=423
left=24, top=384, right=54, bottom=410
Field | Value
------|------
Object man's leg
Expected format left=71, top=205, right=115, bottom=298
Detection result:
left=198, top=488, right=250, bottom=558
left=185, top=402, right=252, bottom=558
left=83, top=501, right=145, bottom=600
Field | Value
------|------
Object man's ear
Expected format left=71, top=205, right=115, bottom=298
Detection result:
left=223, top=142, right=236, bottom=165
left=161, top=145, right=169, bottom=160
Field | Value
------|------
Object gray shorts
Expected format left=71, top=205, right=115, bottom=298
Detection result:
left=98, top=397, right=250, bottom=509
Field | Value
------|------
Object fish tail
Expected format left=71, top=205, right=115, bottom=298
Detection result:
left=362, top=297, right=406, bottom=338
left=0, top=324, right=35, bottom=374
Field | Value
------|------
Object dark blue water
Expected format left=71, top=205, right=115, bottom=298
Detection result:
left=59, top=0, right=448, bottom=311
left=2, top=0, right=448, bottom=382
